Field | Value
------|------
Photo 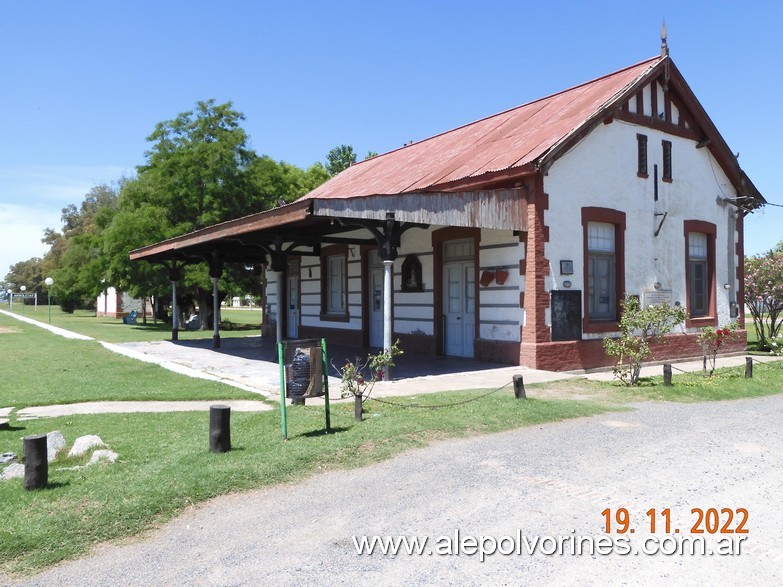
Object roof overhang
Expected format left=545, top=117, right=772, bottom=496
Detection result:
left=129, top=188, right=528, bottom=265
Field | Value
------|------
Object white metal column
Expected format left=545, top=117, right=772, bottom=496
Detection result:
left=383, top=259, right=394, bottom=381
left=274, top=270, right=284, bottom=344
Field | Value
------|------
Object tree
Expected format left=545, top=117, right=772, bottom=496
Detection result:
left=3, top=257, right=45, bottom=301
left=603, top=296, right=687, bottom=385
left=325, top=144, right=357, bottom=176
left=138, top=99, right=259, bottom=230
left=364, top=150, right=379, bottom=160
left=744, top=250, right=783, bottom=350
left=37, top=184, right=119, bottom=312
left=106, top=101, right=284, bottom=328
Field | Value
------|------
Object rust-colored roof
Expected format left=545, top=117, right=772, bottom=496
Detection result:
left=303, top=56, right=661, bottom=200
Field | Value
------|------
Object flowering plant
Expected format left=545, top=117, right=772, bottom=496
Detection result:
left=744, top=251, right=783, bottom=350
left=697, top=324, right=738, bottom=376
left=770, top=333, right=783, bottom=357
left=332, top=340, right=403, bottom=400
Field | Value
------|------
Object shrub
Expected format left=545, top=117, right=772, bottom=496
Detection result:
left=603, top=296, right=687, bottom=385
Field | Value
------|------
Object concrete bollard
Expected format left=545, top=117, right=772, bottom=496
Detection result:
left=745, top=357, right=753, bottom=379
left=663, top=363, right=672, bottom=386
left=513, top=375, right=526, bottom=399
left=354, top=393, right=363, bottom=422
left=23, top=434, right=48, bottom=490
left=209, top=405, right=231, bottom=453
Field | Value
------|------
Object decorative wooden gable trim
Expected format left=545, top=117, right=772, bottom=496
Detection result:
left=538, top=57, right=763, bottom=207
left=614, top=74, right=701, bottom=141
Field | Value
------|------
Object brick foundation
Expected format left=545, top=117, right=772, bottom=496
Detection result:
left=519, top=331, right=747, bottom=372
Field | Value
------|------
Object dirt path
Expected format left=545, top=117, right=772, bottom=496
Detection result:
left=11, top=394, right=782, bottom=586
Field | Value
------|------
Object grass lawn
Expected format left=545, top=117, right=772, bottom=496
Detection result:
left=591, top=360, right=783, bottom=401
left=0, top=396, right=610, bottom=574
left=2, top=307, right=783, bottom=576
left=0, top=313, right=261, bottom=407
left=1, top=304, right=263, bottom=344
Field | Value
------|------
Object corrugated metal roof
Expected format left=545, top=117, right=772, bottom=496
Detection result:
left=303, top=56, right=661, bottom=200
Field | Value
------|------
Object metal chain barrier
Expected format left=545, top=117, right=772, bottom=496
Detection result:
left=367, top=380, right=513, bottom=410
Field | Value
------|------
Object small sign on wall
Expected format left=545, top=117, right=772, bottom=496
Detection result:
left=642, top=289, right=673, bottom=308
left=560, top=260, right=573, bottom=275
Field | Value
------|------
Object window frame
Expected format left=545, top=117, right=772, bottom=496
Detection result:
left=587, top=223, right=617, bottom=321
left=320, top=244, right=349, bottom=322
left=662, top=139, right=673, bottom=182
left=684, top=221, right=717, bottom=327
left=637, top=133, right=648, bottom=178
left=581, top=208, right=626, bottom=333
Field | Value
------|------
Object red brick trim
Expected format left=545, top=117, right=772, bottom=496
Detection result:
left=684, top=220, right=718, bottom=328
left=520, top=175, right=550, bottom=348
left=581, top=207, right=626, bottom=334
left=519, top=332, right=746, bottom=371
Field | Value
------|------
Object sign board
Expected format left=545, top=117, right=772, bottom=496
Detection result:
left=642, top=289, right=673, bottom=308
left=551, top=290, right=582, bottom=342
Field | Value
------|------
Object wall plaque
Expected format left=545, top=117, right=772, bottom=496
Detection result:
left=642, top=289, right=673, bottom=308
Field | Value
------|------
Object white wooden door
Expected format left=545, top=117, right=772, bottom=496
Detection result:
left=370, top=268, right=383, bottom=347
left=444, top=261, right=475, bottom=357
left=286, top=268, right=299, bottom=339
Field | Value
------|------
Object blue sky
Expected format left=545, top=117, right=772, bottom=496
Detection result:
left=1, top=0, right=781, bottom=279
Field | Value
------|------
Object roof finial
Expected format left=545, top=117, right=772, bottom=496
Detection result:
left=661, top=19, right=669, bottom=58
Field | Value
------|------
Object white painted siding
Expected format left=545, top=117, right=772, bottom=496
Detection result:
left=394, top=226, right=434, bottom=335
left=479, top=230, right=523, bottom=342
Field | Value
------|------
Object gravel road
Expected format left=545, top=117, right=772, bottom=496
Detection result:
left=9, top=395, right=783, bottom=586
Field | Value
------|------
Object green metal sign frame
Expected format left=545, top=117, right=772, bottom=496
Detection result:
left=278, top=338, right=331, bottom=440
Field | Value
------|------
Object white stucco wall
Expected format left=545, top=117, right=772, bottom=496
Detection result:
left=544, top=117, right=739, bottom=338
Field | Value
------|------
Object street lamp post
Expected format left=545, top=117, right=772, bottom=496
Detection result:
left=19, top=285, right=26, bottom=316
left=6, top=289, right=11, bottom=311
left=44, top=277, right=54, bottom=324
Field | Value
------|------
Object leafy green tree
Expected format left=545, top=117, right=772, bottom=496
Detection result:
left=744, top=250, right=783, bottom=350
left=38, top=185, right=119, bottom=312
left=138, top=99, right=259, bottom=230
left=603, top=296, right=687, bottom=385
left=364, top=150, right=379, bottom=160
left=325, top=144, right=357, bottom=176
left=3, top=257, right=45, bottom=301
left=109, top=100, right=269, bottom=327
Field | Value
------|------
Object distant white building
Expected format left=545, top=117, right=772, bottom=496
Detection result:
left=96, top=287, right=144, bottom=318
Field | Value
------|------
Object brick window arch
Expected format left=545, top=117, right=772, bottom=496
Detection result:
left=684, top=220, right=717, bottom=327
left=582, top=207, right=626, bottom=333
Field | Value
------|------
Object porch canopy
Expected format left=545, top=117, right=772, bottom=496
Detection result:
left=128, top=188, right=529, bottom=351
